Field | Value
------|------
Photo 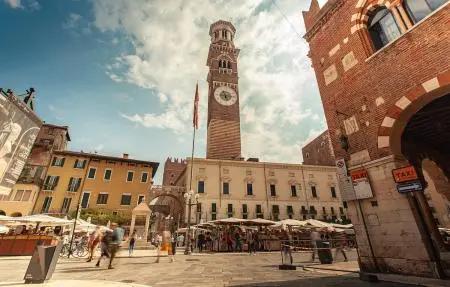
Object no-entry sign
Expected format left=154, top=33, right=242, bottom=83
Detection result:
left=392, top=166, right=418, bottom=183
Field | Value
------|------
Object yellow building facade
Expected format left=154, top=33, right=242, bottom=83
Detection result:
left=180, top=158, right=347, bottom=223
left=33, top=151, right=159, bottom=216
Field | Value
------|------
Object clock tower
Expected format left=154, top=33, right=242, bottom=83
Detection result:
left=206, top=20, right=241, bottom=160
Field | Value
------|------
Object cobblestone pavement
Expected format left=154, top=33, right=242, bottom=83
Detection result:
left=0, top=249, right=413, bottom=286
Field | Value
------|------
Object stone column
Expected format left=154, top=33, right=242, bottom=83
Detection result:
left=129, top=214, right=136, bottom=238
left=391, top=6, right=407, bottom=33
left=397, top=4, right=413, bottom=29
left=143, top=214, right=150, bottom=241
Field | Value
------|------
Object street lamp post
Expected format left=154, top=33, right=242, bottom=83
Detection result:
left=184, top=190, right=199, bottom=255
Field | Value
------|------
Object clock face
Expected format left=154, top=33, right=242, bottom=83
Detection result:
left=214, top=86, right=237, bottom=106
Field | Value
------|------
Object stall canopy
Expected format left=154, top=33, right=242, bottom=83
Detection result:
left=305, top=219, right=332, bottom=228
left=212, top=218, right=245, bottom=225
left=9, top=215, right=73, bottom=226
left=276, top=219, right=307, bottom=227
left=0, top=215, right=14, bottom=222
left=0, top=225, right=9, bottom=234
left=330, top=223, right=354, bottom=229
left=244, top=218, right=277, bottom=226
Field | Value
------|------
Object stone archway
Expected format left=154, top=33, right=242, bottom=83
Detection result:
left=148, top=186, right=186, bottom=234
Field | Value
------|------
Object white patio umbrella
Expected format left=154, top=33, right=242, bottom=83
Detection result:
left=0, top=215, right=14, bottom=222
left=212, top=217, right=245, bottom=225
left=276, top=219, right=308, bottom=226
left=305, top=219, right=332, bottom=228
left=177, top=226, right=208, bottom=233
left=0, top=225, right=9, bottom=234
left=244, top=218, right=277, bottom=226
left=330, top=223, right=354, bottom=229
left=17, top=214, right=73, bottom=226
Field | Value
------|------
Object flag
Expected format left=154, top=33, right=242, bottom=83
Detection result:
left=193, top=82, right=199, bottom=129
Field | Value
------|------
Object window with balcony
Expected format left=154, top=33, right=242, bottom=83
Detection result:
left=104, top=169, right=112, bottom=181
left=51, top=157, right=65, bottom=167
left=270, top=184, right=276, bottom=197
left=368, top=7, right=402, bottom=51
left=291, top=185, right=297, bottom=197
left=44, top=175, right=59, bottom=191
left=301, top=206, right=308, bottom=215
left=223, top=182, right=229, bottom=195
left=256, top=204, right=263, bottom=218
left=41, top=196, right=52, bottom=213
left=311, top=186, right=317, bottom=198
left=330, top=186, right=337, bottom=198
left=211, top=203, right=217, bottom=213
left=97, top=193, right=109, bottom=205
left=67, top=177, right=82, bottom=192
left=246, top=183, right=253, bottom=196
left=61, top=197, right=72, bottom=214
left=404, top=0, right=447, bottom=23
left=272, top=205, right=280, bottom=221
left=120, top=194, right=132, bottom=205
left=310, top=205, right=317, bottom=215
left=87, top=167, right=96, bottom=179
left=242, top=204, right=248, bottom=219
left=287, top=205, right=293, bottom=219
left=73, top=159, right=85, bottom=169
left=198, top=181, right=205, bottom=193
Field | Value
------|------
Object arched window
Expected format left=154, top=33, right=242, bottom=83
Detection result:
left=368, top=7, right=402, bottom=51
left=227, top=61, right=231, bottom=69
left=219, top=60, right=222, bottom=68
left=403, top=0, right=447, bottom=24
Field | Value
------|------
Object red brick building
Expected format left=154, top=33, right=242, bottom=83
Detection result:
left=302, top=130, right=335, bottom=166
left=303, top=0, right=449, bottom=278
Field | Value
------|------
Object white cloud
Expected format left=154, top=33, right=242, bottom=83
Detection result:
left=63, top=13, right=82, bottom=29
left=95, top=144, right=105, bottom=151
left=4, top=0, right=22, bottom=9
left=93, top=0, right=328, bottom=163
left=111, top=38, right=119, bottom=45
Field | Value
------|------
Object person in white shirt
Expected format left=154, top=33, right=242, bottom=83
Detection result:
left=310, top=229, right=321, bottom=261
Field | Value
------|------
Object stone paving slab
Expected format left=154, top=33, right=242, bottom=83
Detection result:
left=0, top=249, right=418, bottom=286
left=0, top=280, right=149, bottom=287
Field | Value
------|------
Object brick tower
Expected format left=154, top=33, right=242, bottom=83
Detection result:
left=206, top=20, right=242, bottom=160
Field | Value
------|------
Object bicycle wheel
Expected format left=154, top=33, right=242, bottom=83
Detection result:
left=76, top=246, right=89, bottom=258
left=59, top=245, right=68, bottom=258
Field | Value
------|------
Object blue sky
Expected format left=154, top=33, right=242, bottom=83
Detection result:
left=0, top=0, right=327, bottom=183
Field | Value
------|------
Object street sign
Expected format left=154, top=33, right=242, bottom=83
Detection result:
left=350, top=169, right=368, bottom=181
left=392, top=166, right=418, bottom=183
left=397, top=180, right=423, bottom=193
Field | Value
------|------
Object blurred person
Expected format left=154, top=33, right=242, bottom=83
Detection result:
left=154, top=233, right=162, bottom=263
left=177, top=233, right=184, bottom=247
left=96, top=230, right=111, bottom=267
left=332, top=230, right=348, bottom=262
left=310, top=229, right=321, bottom=261
left=107, top=223, right=122, bottom=269
left=128, top=230, right=137, bottom=257
left=87, top=226, right=102, bottom=262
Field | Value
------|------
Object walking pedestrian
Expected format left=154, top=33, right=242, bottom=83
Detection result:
left=128, top=230, right=137, bottom=257
left=171, top=234, right=177, bottom=256
left=154, top=233, right=162, bottom=263
left=197, top=232, right=205, bottom=253
left=246, top=230, right=255, bottom=254
left=87, top=226, right=101, bottom=262
left=234, top=231, right=242, bottom=252
left=107, top=223, right=123, bottom=269
left=95, top=230, right=111, bottom=267
left=310, top=229, right=321, bottom=261
left=226, top=232, right=233, bottom=252
left=177, top=233, right=184, bottom=247
left=332, top=230, right=348, bottom=262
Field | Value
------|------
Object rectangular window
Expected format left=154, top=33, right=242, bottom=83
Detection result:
left=211, top=213, right=217, bottom=221
left=287, top=205, right=293, bottom=214
left=322, top=206, right=326, bottom=213
left=311, top=186, right=317, bottom=198
left=73, top=159, right=86, bottom=169
left=44, top=175, right=59, bottom=191
left=22, top=190, right=32, bottom=202
left=81, top=192, right=90, bottom=209
left=343, top=201, right=348, bottom=208
left=51, top=157, right=65, bottom=167
left=41, top=197, right=52, bottom=213
left=246, top=183, right=253, bottom=195
left=196, top=203, right=202, bottom=213
left=272, top=205, right=279, bottom=221
left=339, top=207, right=345, bottom=214
left=104, top=169, right=112, bottom=181
left=301, top=206, right=307, bottom=214
left=291, top=185, right=297, bottom=197
left=242, top=204, right=248, bottom=214
left=198, top=181, right=205, bottom=193
left=330, top=187, right=337, bottom=198
left=223, top=182, right=229, bottom=195
left=127, top=171, right=134, bottom=182
left=97, top=193, right=109, bottom=205
left=61, top=197, right=72, bottom=214
left=256, top=204, right=262, bottom=214
left=138, top=195, right=145, bottom=204
left=67, top=178, right=82, bottom=192
left=331, top=207, right=335, bottom=214
left=87, top=168, right=96, bottom=179
left=141, top=172, right=148, bottom=183
left=227, top=204, right=233, bottom=214
left=13, top=190, right=24, bottom=201
left=120, top=194, right=132, bottom=205
left=211, top=203, right=217, bottom=213
left=270, top=184, right=276, bottom=197
left=310, top=205, right=316, bottom=214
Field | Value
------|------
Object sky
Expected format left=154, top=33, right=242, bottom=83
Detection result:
left=0, top=0, right=328, bottom=184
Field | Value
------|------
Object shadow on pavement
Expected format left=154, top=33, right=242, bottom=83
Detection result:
left=231, top=275, right=414, bottom=287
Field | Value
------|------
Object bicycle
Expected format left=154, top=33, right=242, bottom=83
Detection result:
left=59, top=241, right=89, bottom=258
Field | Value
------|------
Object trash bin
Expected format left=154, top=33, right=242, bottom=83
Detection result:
left=317, top=241, right=333, bottom=264
left=24, top=241, right=62, bottom=283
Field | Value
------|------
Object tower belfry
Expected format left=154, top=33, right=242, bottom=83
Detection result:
left=205, top=20, right=242, bottom=160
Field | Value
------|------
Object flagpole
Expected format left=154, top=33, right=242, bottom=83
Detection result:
left=185, top=83, right=198, bottom=255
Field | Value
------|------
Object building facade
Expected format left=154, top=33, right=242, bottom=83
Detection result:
left=303, top=0, right=449, bottom=278
left=33, top=151, right=159, bottom=216
left=178, top=158, right=346, bottom=224
left=302, top=130, right=335, bottom=166
left=0, top=124, right=70, bottom=216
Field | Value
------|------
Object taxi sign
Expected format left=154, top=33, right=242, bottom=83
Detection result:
left=392, top=165, right=418, bottom=183
left=350, top=169, right=368, bottom=181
